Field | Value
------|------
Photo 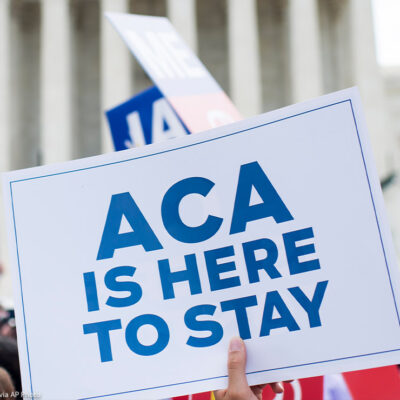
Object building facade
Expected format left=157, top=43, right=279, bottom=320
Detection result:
left=0, top=0, right=398, bottom=304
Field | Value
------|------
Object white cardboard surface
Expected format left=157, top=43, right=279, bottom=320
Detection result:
left=3, top=88, right=400, bottom=400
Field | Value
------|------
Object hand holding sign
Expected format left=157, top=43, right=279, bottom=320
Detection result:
left=215, top=338, right=284, bottom=400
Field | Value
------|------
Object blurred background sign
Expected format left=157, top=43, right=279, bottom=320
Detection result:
left=106, top=12, right=242, bottom=134
left=106, top=86, right=189, bottom=150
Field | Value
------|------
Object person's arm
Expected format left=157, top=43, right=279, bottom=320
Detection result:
left=214, top=337, right=284, bottom=400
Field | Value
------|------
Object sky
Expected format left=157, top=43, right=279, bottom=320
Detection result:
left=372, top=0, right=400, bottom=66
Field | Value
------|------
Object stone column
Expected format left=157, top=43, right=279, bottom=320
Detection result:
left=167, top=0, right=198, bottom=53
left=41, top=0, right=73, bottom=164
left=227, top=0, right=262, bottom=117
left=288, top=0, right=323, bottom=103
left=348, top=0, right=399, bottom=255
left=0, top=0, right=12, bottom=304
left=348, top=0, right=393, bottom=179
left=100, top=0, right=132, bottom=153
left=0, top=0, right=11, bottom=174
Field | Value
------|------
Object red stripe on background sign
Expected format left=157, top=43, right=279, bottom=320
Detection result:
left=168, top=92, right=242, bottom=134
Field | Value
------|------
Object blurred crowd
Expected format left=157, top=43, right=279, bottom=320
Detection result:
left=0, top=262, right=20, bottom=399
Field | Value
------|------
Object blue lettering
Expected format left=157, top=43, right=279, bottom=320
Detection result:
left=242, top=238, right=281, bottom=283
left=204, top=246, right=241, bottom=291
left=97, top=192, right=162, bottom=260
left=220, top=296, right=258, bottom=339
left=83, top=271, right=99, bottom=312
left=283, top=227, right=320, bottom=275
left=105, top=266, right=143, bottom=308
left=230, top=162, right=293, bottom=234
left=161, top=177, right=223, bottom=243
left=158, top=254, right=202, bottom=299
left=260, top=291, right=300, bottom=336
left=289, top=281, right=328, bottom=327
left=125, top=314, right=169, bottom=356
left=185, top=304, right=223, bottom=347
left=83, top=319, right=122, bottom=362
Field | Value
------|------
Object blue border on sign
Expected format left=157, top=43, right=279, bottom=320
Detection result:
left=9, top=99, right=400, bottom=400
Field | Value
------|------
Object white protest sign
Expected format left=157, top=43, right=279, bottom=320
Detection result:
left=3, top=88, right=400, bottom=400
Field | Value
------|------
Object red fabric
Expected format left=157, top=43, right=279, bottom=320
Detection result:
left=262, top=377, right=323, bottom=400
left=174, top=392, right=212, bottom=400
left=343, top=366, right=400, bottom=400
left=193, top=393, right=213, bottom=400
left=174, top=366, right=400, bottom=400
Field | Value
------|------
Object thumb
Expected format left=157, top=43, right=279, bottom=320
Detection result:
left=227, top=337, right=249, bottom=396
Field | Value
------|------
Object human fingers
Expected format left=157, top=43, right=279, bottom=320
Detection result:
left=226, top=337, right=249, bottom=398
left=269, top=382, right=284, bottom=393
